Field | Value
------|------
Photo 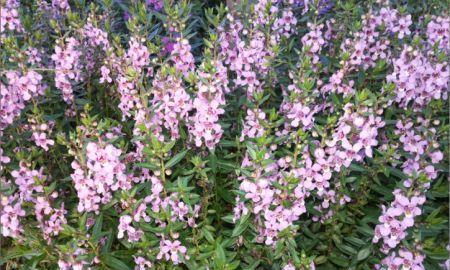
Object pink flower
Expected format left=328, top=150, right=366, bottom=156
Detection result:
left=118, top=215, right=143, bottom=242
left=286, top=103, right=314, bottom=129
left=51, top=0, right=70, bottom=11
left=392, top=15, right=412, bottom=39
left=11, top=163, right=45, bottom=202
left=32, top=132, right=55, bottom=151
left=134, top=256, right=152, bottom=270
left=301, top=23, right=325, bottom=54
left=51, top=37, right=82, bottom=104
left=188, top=61, right=228, bottom=149
left=426, top=16, right=449, bottom=50
left=273, top=8, right=297, bottom=38
left=35, top=196, right=67, bottom=242
left=387, top=47, right=449, bottom=110
left=378, top=248, right=425, bottom=270
left=171, top=38, right=195, bottom=76
left=283, top=263, right=295, bottom=270
left=0, top=0, right=23, bottom=32
left=430, top=151, right=443, bottom=163
left=100, top=66, right=112, bottom=83
left=157, top=239, right=189, bottom=265
left=149, top=71, right=192, bottom=140
left=240, top=109, right=266, bottom=141
left=0, top=195, right=25, bottom=238
left=72, top=142, right=131, bottom=213
left=126, top=37, right=150, bottom=71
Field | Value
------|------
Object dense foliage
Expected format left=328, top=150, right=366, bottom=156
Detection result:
left=0, top=0, right=449, bottom=269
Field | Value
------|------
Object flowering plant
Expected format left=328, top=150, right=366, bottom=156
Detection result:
left=0, top=0, right=448, bottom=270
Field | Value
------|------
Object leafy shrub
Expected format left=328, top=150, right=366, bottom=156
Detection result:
left=0, top=0, right=448, bottom=269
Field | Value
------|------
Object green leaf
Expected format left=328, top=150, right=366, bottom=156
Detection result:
left=92, top=213, right=103, bottom=240
left=338, top=244, right=357, bottom=255
left=140, top=223, right=165, bottom=233
left=356, top=225, right=374, bottom=237
left=215, top=244, right=226, bottom=267
left=221, top=215, right=234, bottom=223
left=219, top=140, right=236, bottom=148
left=101, top=230, right=114, bottom=253
left=0, top=249, right=42, bottom=265
left=101, top=254, right=131, bottom=270
left=79, top=212, right=88, bottom=231
left=387, top=166, right=408, bottom=179
left=202, top=227, right=215, bottom=244
left=163, top=140, right=176, bottom=153
left=349, top=163, right=366, bottom=172
left=231, top=214, right=250, bottom=237
left=135, top=162, right=159, bottom=171
left=246, top=144, right=257, bottom=160
left=243, top=260, right=261, bottom=270
left=425, top=206, right=442, bottom=222
left=217, top=160, right=236, bottom=170
left=329, top=253, right=349, bottom=267
left=314, top=255, right=327, bottom=265
left=424, top=248, right=449, bottom=260
left=345, top=237, right=366, bottom=247
left=166, top=150, right=189, bottom=168
left=357, top=246, right=371, bottom=261
left=151, top=135, right=161, bottom=149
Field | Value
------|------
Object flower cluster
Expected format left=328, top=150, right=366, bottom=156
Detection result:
left=0, top=195, right=25, bottom=238
left=0, top=0, right=22, bottom=33
left=373, top=190, right=425, bottom=251
left=0, top=70, right=45, bottom=131
left=157, top=239, right=189, bottom=265
left=134, top=256, right=153, bottom=270
left=322, top=7, right=411, bottom=96
left=52, top=37, right=82, bottom=104
left=115, top=171, right=200, bottom=244
left=220, top=12, right=274, bottom=96
left=426, top=16, right=449, bottom=51
left=150, top=71, right=192, bottom=140
left=143, top=176, right=200, bottom=225
left=11, top=163, right=46, bottom=202
left=279, top=76, right=317, bottom=131
left=234, top=152, right=307, bottom=245
left=373, top=118, right=443, bottom=258
left=126, top=37, right=150, bottom=72
left=28, top=119, right=55, bottom=151
left=376, top=248, right=425, bottom=270
left=26, top=47, right=43, bottom=65
left=51, top=0, right=70, bottom=11
left=118, top=215, right=144, bottom=242
left=370, top=13, right=448, bottom=266
left=386, top=46, right=449, bottom=110
left=171, top=38, right=195, bottom=76
left=100, top=65, right=112, bottom=83
left=0, top=1, right=448, bottom=270
left=113, top=38, right=149, bottom=118
left=34, top=195, right=67, bottom=242
left=58, top=248, right=91, bottom=270
left=240, top=109, right=266, bottom=141
left=301, top=23, right=326, bottom=66
left=0, top=147, right=10, bottom=171
left=71, top=141, right=131, bottom=213
left=189, top=61, right=228, bottom=148
left=1, top=163, right=67, bottom=242
left=396, top=119, right=443, bottom=186
left=273, top=8, right=297, bottom=39
left=82, top=22, right=110, bottom=51
left=146, top=0, right=163, bottom=11
left=325, top=104, right=385, bottom=171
